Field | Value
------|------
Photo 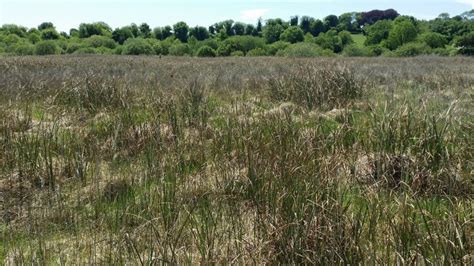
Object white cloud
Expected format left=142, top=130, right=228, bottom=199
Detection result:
left=457, top=0, right=474, bottom=8
left=240, top=9, right=269, bottom=21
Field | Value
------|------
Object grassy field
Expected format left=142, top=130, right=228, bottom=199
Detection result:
left=0, top=56, right=473, bottom=264
left=351, top=34, right=367, bottom=47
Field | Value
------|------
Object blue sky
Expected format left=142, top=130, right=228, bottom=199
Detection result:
left=1, top=0, right=473, bottom=32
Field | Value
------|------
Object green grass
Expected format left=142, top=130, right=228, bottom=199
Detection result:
left=351, top=34, right=367, bottom=47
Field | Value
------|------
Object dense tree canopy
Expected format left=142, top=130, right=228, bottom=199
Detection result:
left=0, top=9, right=472, bottom=57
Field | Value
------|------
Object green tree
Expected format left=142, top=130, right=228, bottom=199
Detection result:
left=40, top=28, right=60, bottom=40
left=310, top=20, right=326, bottom=36
left=112, top=27, right=133, bottom=45
left=364, top=20, right=393, bottom=45
left=78, top=22, right=111, bottom=38
left=84, top=35, right=116, bottom=49
left=338, top=30, right=354, bottom=46
left=38, top=22, right=55, bottom=31
left=324, top=15, right=339, bottom=28
left=139, top=23, right=152, bottom=38
left=189, top=26, right=209, bottom=41
left=420, top=32, right=447, bottom=48
left=280, top=26, right=304, bottom=43
left=122, top=38, right=154, bottom=55
left=232, top=22, right=246, bottom=35
left=173, top=22, right=189, bottom=42
left=35, top=40, right=59, bottom=55
left=263, top=20, right=284, bottom=43
left=455, top=32, right=474, bottom=55
left=196, top=45, right=217, bottom=57
left=386, top=20, right=418, bottom=50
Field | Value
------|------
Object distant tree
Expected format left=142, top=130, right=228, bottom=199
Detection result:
left=290, top=16, right=299, bottom=26
left=437, top=13, right=450, bottom=20
left=78, top=22, right=111, bottom=38
left=386, top=20, right=418, bottom=50
left=280, top=26, right=304, bottom=43
left=130, top=23, right=139, bottom=37
left=300, top=16, right=312, bottom=33
left=358, top=9, right=399, bottom=26
left=38, top=22, right=55, bottom=31
left=84, top=35, right=116, bottom=49
left=232, top=22, right=246, bottom=35
left=338, top=12, right=357, bottom=32
left=338, top=30, right=354, bottom=46
left=69, top=28, right=79, bottom=38
left=310, top=19, right=326, bottom=36
left=139, top=23, right=151, bottom=38
left=35, top=40, right=59, bottom=55
left=40, top=28, right=60, bottom=40
left=324, top=15, right=339, bottom=28
left=1, top=24, right=27, bottom=37
left=208, top=25, right=216, bottom=35
left=263, top=20, right=284, bottom=43
left=455, top=31, right=474, bottom=55
left=173, top=21, right=189, bottom=42
left=112, top=27, right=133, bottom=44
left=245, top=24, right=258, bottom=36
left=122, top=38, right=154, bottom=55
left=364, top=20, right=393, bottom=45
left=256, top=18, right=263, bottom=33
left=314, top=30, right=343, bottom=52
left=420, top=32, right=447, bottom=48
left=196, top=45, right=217, bottom=57
left=189, top=26, right=209, bottom=41
left=162, top=26, right=173, bottom=39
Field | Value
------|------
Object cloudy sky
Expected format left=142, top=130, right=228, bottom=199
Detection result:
left=0, top=0, right=473, bottom=32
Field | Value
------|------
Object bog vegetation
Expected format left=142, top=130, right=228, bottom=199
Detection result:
left=0, top=9, right=473, bottom=57
left=0, top=56, right=473, bottom=264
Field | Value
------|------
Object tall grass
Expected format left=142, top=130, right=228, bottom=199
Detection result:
left=0, top=56, right=472, bottom=264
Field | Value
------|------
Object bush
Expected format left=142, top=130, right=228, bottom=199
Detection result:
left=368, top=45, right=390, bottom=56
left=14, top=43, right=35, bottom=55
left=342, top=44, right=373, bottom=57
left=278, top=43, right=334, bottom=57
left=196, top=45, right=216, bottom=57
left=73, top=47, right=97, bottom=54
left=66, top=42, right=85, bottom=54
left=222, top=36, right=266, bottom=54
left=169, top=43, right=191, bottom=56
left=230, top=51, right=244, bottom=57
left=280, top=26, right=304, bottom=44
left=267, top=41, right=291, bottom=55
left=246, top=48, right=268, bottom=56
left=35, top=40, right=59, bottom=55
left=84, top=35, right=116, bottom=49
left=395, top=42, right=431, bottom=56
left=454, top=32, right=474, bottom=55
left=122, top=38, right=154, bottom=55
left=420, top=32, right=447, bottom=48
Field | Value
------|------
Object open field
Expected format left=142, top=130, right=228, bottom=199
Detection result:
left=0, top=56, right=473, bottom=264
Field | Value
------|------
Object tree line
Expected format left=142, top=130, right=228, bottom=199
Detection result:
left=1, top=9, right=473, bottom=57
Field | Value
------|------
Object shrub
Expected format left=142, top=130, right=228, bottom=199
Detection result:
left=66, top=42, right=85, bottom=54
left=196, top=45, right=216, bottom=57
left=40, top=29, right=60, bottom=40
left=222, top=36, right=265, bottom=54
left=420, top=32, right=448, bottom=48
left=395, top=42, right=431, bottom=56
left=280, top=26, right=304, bottom=43
left=169, top=43, right=191, bottom=56
left=342, top=44, right=373, bottom=57
left=122, top=38, right=154, bottom=55
left=278, top=43, right=334, bottom=57
left=73, top=47, right=97, bottom=54
left=35, top=40, right=59, bottom=55
left=267, top=41, right=291, bottom=55
left=14, top=43, right=35, bottom=55
left=230, top=51, right=244, bottom=57
left=246, top=48, right=268, bottom=56
left=84, top=35, right=116, bottom=49
left=454, top=32, right=474, bottom=55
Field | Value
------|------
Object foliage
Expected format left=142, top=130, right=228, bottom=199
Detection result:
left=78, top=22, right=112, bottom=38
left=169, top=43, right=191, bottom=56
left=84, top=35, right=117, bottom=49
left=196, top=45, right=216, bottom=57
left=454, top=31, right=474, bottom=55
left=394, top=42, right=431, bottom=56
left=386, top=20, right=418, bottom=50
left=173, top=21, right=189, bottom=42
left=342, top=44, right=373, bottom=56
left=358, top=9, right=400, bottom=25
left=263, top=21, right=284, bottom=43
left=122, top=38, right=155, bottom=55
left=35, top=40, right=60, bottom=55
left=278, top=42, right=334, bottom=57
left=280, top=26, right=304, bottom=43
left=420, top=32, right=448, bottom=48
